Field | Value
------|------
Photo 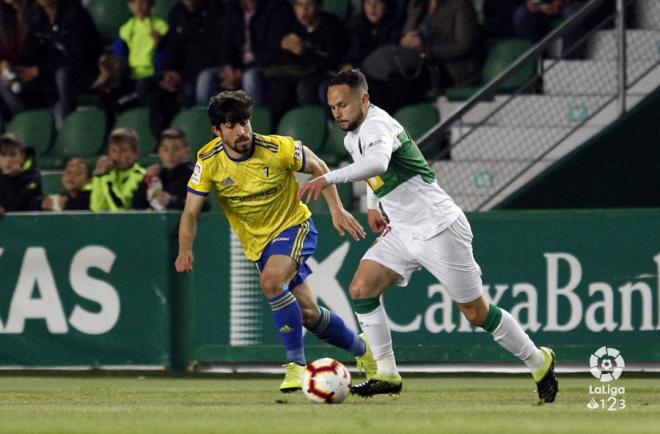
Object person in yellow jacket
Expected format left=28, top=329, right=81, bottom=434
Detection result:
left=90, top=128, right=145, bottom=212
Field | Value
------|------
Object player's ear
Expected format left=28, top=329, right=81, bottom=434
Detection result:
left=211, top=126, right=222, bottom=138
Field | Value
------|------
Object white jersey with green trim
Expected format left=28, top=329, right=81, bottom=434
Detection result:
left=345, top=105, right=461, bottom=240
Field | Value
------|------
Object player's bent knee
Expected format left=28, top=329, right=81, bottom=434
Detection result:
left=259, top=273, right=286, bottom=298
left=301, top=307, right=320, bottom=328
left=349, top=279, right=373, bottom=300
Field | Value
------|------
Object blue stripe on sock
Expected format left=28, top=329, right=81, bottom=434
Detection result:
left=269, top=289, right=305, bottom=365
left=310, top=307, right=365, bottom=357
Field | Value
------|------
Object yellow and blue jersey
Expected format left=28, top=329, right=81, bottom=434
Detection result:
left=187, top=133, right=312, bottom=261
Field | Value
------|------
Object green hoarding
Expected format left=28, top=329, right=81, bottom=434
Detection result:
left=1, top=209, right=659, bottom=368
left=188, top=209, right=660, bottom=365
left=0, top=213, right=176, bottom=366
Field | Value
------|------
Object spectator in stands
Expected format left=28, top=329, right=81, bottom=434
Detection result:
left=41, top=157, right=91, bottom=211
left=217, top=0, right=294, bottom=106
left=264, top=0, right=349, bottom=121
left=0, top=0, right=34, bottom=117
left=90, top=128, right=145, bottom=212
left=9, top=0, right=103, bottom=120
left=343, top=0, right=402, bottom=70
left=365, top=0, right=483, bottom=113
left=149, top=0, right=225, bottom=137
left=0, top=132, right=42, bottom=214
left=93, top=0, right=168, bottom=113
left=132, top=128, right=203, bottom=211
left=514, top=0, right=587, bottom=58
left=483, top=0, right=525, bottom=38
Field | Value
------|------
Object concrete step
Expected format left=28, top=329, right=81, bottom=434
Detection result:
left=543, top=59, right=660, bottom=95
left=588, top=30, right=660, bottom=60
left=432, top=160, right=530, bottom=197
left=450, top=125, right=601, bottom=160
left=635, top=0, right=660, bottom=30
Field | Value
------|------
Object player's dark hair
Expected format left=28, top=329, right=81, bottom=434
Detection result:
left=0, top=133, right=25, bottom=155
left=160, top=128, right=188, bottom=147
left=328, top=69, right=369, bottom=93
left=208, top=90, right=254, bottom=129
left=108, top=128, right=140, bottom=152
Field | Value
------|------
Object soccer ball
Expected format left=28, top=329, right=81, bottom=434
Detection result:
left=302, top=358, right=351, bottom=404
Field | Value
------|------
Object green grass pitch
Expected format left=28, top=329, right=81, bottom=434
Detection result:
left=0, top=375, right=658, bottom=434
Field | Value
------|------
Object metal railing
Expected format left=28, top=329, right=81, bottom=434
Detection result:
left=417, top=0, right=660, bottom=211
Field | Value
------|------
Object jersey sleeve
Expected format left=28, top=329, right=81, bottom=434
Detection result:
left=361, top=119, right=395, bottom=157
left=279, top=137, right=306, bottom=172
left=187, top=159, right=212, bottom=196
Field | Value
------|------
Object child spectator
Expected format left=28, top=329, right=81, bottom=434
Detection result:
left=0, top=132, right=42, bottom=214
left=41, top=157, right=92, bottom=211
left=132, top=128, right=199, bottom=211
left=90, top=128, right=145, bottom=212
left=93, top=0, right=168, bottom=112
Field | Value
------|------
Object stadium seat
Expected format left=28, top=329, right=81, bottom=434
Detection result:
left=151, top=0, right=177, bottom=19
left=115, top=108, right=157, bottom=152
left=324, top=0, right=351, bottom=21
left=7, top=109, right=55, bottom=157
left=319, top=122, right=350, bottom=167
left=445, top=38, right=535, bottom=101
left=41, top=171, right=63, bottom=195
left=394, top=103, right=440, bottom=142
left=170, top=107, right=215, bottom=154
left=41, top=109, right=108, bottom=169
left=307, top=182, right=354, bottom=213
left=276, top=106, right=326, bottom=153
left=87, top=0, right=131, bottom=44
left=252, top=105, right=273, bottom=135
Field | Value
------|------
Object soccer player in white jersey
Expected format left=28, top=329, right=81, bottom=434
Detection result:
left=298, top=69, right=558, bottom=401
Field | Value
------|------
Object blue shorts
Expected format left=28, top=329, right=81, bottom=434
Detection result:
left=256, top=219, right=318, bottom=290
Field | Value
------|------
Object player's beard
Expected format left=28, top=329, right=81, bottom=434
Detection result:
left=338, top=111, right=366, bottom=132
left=227, top=135, right=252, bottom=155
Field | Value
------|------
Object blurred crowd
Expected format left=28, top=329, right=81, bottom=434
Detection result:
left=1, top=0, right=602, bottom=214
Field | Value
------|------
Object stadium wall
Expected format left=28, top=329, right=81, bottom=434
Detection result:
left=1, top=210, right=659, bottom=369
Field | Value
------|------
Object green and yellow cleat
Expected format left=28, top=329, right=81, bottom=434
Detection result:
left=351, top=372, right=403, bottom=397
left=533, top=347, right=558, bottom=403
left=279, top=362, right=305, bottom=393
left=355, top=333, right=377, bottom=380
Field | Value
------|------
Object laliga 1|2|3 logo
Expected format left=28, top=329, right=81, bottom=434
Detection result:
left=586, top=346, right=626, bottom=411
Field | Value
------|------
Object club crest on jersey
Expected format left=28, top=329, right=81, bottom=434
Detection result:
left=222, top=176, right=235, bottom=186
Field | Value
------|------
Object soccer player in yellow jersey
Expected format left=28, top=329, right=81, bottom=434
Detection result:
left=175, top=90, right=376, bottom=393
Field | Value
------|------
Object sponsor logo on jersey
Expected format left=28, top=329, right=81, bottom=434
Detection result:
left=191, top=162, right=202, bottom=184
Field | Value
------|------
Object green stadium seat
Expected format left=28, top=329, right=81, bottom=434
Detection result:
left=41, top=171, right=63, bottom=195
left=276, top=106, right=326, bottom=153
left=115, top=108, right=157, bottom=152
left=152, top=0, right=177, bottom=19
left=307, top=182, right=354, bottom=213
left=251, top=105, right=273, bottom=135
left=394, top=103, right=440, bottom=142
left=41, top=109, right=108, bottom=169
left=324, top=0, right=351, bottom=21
left=170, top=107, right=215, bottom=154
left=87, top=0, right=131, bottom=44
left=319, top=122, right=350, bottom=167
left=7, top=109, right=55, bottom=157
left=445, top=38, right=535, bottom=101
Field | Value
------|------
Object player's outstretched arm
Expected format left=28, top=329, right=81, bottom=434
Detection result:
left=175, top=192, right=207, bottom=273
left=299, top=146, right=365, bottom=241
